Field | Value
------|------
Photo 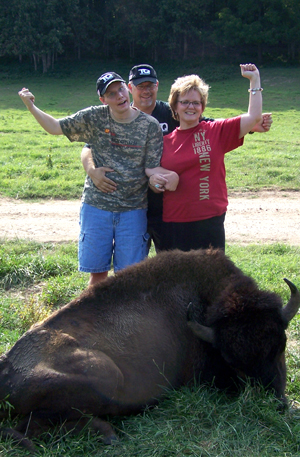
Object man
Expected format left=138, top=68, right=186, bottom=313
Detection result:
left=81, top=64, right=272, bottom=253
left=18, top=71, right=177, bottom=286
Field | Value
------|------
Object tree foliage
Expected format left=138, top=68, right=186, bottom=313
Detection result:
left=0, top=0, right=299, bottom=71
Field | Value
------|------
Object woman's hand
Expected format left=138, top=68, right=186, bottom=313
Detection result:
left=240, top=63, right=260, bottom=81
left=148, top=171, right=179, bottom=192
left=148, top=173, right=168, bottom=192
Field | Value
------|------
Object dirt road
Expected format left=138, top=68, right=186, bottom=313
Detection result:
left=0, top=191, right=299, bottom=245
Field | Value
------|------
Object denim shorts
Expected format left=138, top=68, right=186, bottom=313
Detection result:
left=78, top=203, right=149, bottom=273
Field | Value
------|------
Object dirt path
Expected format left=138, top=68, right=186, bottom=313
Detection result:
left=0, top=191, right=299, bottom=245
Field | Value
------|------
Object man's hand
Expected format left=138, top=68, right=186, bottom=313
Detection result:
left=251, top=113, right=273, bottom=133
left=89, top=167, right=117, bottom=193
left=81, top=146, right=117, bottom=193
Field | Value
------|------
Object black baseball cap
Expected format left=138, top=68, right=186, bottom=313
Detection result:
left=128, top=64, right=158, bottom=86
left=96, top=72, right=125, bottom=96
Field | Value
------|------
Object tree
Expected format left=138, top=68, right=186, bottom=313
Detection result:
left=1, top=0, right=300, bottom=66
left=0, top=0, right=71, bottom=72
left=211, top=0, right=300, bottom=63
left=156, top=0, right=214, bottom=60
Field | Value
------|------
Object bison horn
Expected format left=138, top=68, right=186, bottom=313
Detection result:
left=187, top=302, right=215, bottom=344
left=282, top=278, right=300, bottom=322
left=187, top=321, right=216, bottom=345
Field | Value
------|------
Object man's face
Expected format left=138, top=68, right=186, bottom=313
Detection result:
left=128, top=81, right=159, bottom=114
left=100, top=82, right=131, bottom=115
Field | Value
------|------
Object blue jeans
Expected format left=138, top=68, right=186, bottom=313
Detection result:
left=79, top=203, right=149, bottom=273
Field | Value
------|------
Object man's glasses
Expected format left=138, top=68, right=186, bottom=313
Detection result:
left=136, top=83, right=157, bottom=92
left=178, top=100, right=202, bottom=107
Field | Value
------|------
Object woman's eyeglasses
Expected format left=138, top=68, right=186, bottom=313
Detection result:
left=177, top=100, right=202, bottom=107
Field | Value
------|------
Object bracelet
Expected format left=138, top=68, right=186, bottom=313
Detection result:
left=248, top=88, right=263, bottom=95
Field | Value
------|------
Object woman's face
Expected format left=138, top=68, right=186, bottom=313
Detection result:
left=176, top=89, right=203, bottom=129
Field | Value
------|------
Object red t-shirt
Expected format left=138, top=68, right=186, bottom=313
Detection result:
left=161, top=117, right=243, bottom=222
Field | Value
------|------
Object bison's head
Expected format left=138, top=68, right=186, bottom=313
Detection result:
left=188, top=278, right=300, bottom=404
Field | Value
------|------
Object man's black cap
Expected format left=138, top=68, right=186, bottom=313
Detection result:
left=128, top=64, right=158, bottom=86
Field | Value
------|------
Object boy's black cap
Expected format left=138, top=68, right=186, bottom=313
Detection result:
left=96, top=72, right=125, bottom=96
left=129, top=64, right=158, bottom=86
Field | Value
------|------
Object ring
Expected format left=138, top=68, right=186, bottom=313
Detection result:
left=155, top=184, right=160, bottom=188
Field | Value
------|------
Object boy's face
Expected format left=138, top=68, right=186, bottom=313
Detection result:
left=100, top=82, right=131, bottom=115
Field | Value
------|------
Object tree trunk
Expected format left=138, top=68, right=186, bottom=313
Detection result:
left=288, top=41, right=295, bottom=60
left=183, top=32, right=188, bottom=60
left=152, top=46, right=158, bottom=62
left=103, top=36, right=109, bottom=57
left=32, top=53, right=37, bottom=71
left=42, top=54, right=48, bottom=73
left=129, top=40, right=135, bottom=59
left=257, top=43, right=262, bottom=65
left=47, top=52, right=51, bottom=70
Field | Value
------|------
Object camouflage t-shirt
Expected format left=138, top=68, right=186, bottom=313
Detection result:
left=59, top=105, right=163, bottom=211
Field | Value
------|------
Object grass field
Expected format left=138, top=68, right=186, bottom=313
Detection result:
left=0, top=62, right=299, bottom=199
left=0, top=60, right=300, bottom=455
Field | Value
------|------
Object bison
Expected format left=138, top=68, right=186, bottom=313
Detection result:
left=0, top=248, right=299, bottom=452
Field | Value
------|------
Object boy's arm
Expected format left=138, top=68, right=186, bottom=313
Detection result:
left=18, top=88, right=62, bottom=135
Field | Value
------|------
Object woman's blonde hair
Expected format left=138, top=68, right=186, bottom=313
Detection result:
left=168, top=74, right=210, bottom=121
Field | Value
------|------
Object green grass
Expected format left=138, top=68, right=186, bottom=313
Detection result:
left=1, top=240, right=300, bottom=455
left=0, top=63, right=299, bottom=199
left=0, top=61, right=300, bottom=455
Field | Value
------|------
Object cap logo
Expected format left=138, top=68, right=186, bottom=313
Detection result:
left=138, top=69, right=151, bottom=76
left=101, top=73, right=114, bottom=83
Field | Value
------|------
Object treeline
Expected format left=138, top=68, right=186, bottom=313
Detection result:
left=0, top=0, right=300, bottom=72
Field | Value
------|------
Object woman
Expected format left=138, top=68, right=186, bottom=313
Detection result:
left=152, top=63, right=262, bottom=252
